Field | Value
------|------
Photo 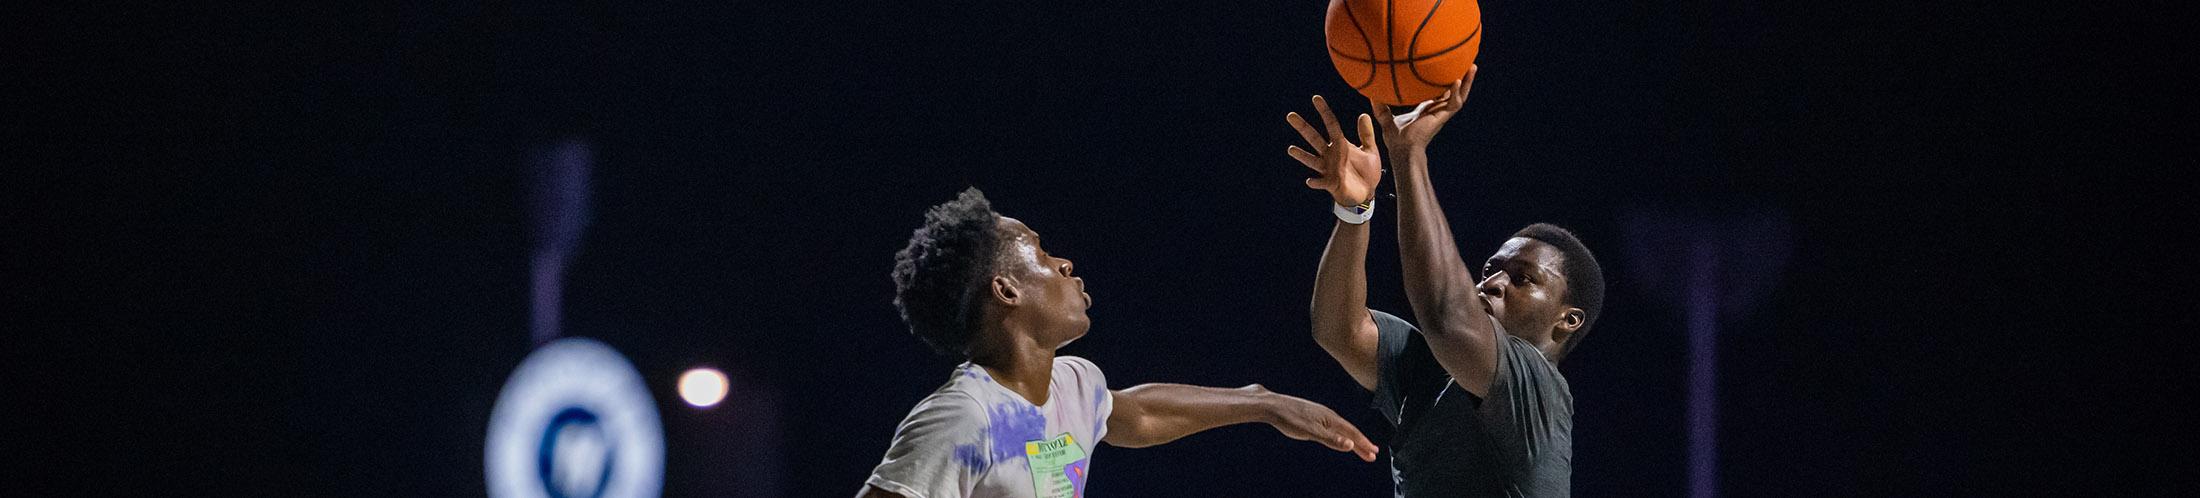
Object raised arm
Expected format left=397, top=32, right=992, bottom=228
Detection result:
left=1103, top=383, right=1377, bottom=462
left=1286, top=95, right=1387, bottom=391
left=1371, top=66, right=1503, bottom=398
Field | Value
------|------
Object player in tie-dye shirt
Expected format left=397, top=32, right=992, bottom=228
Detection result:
left=858, top=188, right=1380, bottom=498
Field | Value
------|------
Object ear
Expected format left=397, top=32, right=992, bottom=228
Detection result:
left=1551, top=307, right=1586, bottom=343
left=989, top=274, right=1021, bottom=307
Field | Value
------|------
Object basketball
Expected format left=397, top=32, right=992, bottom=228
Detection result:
left=1325, top=0, right=1482, bottom=106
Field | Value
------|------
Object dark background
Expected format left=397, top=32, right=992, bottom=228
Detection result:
left=13, top=0, right=2189, bottom=496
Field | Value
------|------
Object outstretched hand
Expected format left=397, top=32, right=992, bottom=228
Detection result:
left=1257, top=386, right=1381, bottom=462
left=1371, top=64, right=1476, bottom=151
left=1287, top=95, right=1383, bottom=206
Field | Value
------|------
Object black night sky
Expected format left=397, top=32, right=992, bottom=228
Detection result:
left=14, top=1, right=2186, bottom=496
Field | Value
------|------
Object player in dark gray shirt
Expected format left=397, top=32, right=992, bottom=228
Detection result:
left=1282, top=65, right=1607, bottom=497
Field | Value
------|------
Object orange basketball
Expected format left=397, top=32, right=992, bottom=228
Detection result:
left=1325, top=0, right=1481, bottom=106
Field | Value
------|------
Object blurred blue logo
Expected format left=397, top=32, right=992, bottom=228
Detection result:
left=488, top=338, right=663, bottom=498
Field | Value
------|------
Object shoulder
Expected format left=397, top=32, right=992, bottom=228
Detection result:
left=1370, top=309, right=1420, bottom=333
left=1053, top=355, right=1107, bottom=385
left=899, top=389, right=986, bottom=430
left=915, top=389, right=984, bottom=412
left=1054, top=355, right=1102, bottom=373
left=1495, top=334, right=1571, bottom=397
left=1052, top=356, right=1112, bottom=409
left=1497, top=334, right=1557, bottom=371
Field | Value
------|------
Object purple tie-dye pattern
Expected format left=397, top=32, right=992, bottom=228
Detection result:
left=1092, top=384, right=1108, bottom=429
left=1064, top=458, right=1091, bottom=496
left=950, top=365, right=1012, bottom=474
left=985, top=402, right=1047, bottom=468
left=953, top=443, right=990, bottom=473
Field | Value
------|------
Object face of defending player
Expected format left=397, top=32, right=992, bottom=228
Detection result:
left=1477, top=237, right=1586, bottom=349
left=989, top=216, right=1092, bottom=349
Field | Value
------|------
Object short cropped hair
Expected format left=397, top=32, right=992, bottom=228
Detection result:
left=1512, top=223, right=1605, bottom=361
left=891, top=188, right=1004, bottom=357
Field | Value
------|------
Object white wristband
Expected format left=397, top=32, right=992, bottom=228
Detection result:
left=1333, top=199, right=1375, bottom=225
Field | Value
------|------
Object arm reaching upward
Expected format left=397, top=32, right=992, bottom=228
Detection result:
left=1312, top=219, right=1379, bottom=390
left=1286, top=95, right=1386, bottom=390
left=1371, top=65, right=1504, bottom=399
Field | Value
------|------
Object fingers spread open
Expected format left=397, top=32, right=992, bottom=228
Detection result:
left=1287, top=146, right=1321, bottom=171
left=1311, top=95, right=1348, bottom=146
left=1287, top=112, right=1326, bottom=151
left=1356, top=114, right=1377, bottom=151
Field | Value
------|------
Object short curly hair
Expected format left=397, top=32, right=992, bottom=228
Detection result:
left=1512, top=223, right=1605, bottom=362
left=891, top=187, right=1005, bottom=357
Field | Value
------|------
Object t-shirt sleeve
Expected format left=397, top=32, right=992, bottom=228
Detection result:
left=1056, top=356, right=1113, bottom=443
left=1481, top=331, right=1575, bottom=469
left=865, top=393, right=986, bottom=498
left=1369, top=309, right=1427, bottom=426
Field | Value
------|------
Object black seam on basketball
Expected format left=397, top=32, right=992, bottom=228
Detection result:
left=1405, top=0, right=1445, bottom=90
left=1386, top=0, right=1401, bottom=103
left=1324, top=23, right=1477, bottom=64
left=1410, top=24, right=1477, bottom=87
left=1342, top=2, right=1378, bottom=89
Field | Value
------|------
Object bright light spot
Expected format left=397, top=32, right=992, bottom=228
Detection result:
left=678, top=368, right=729, bottom=408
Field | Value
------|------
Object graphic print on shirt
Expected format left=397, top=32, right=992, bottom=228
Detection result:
left=1023, top=432, right=1089, bottom=498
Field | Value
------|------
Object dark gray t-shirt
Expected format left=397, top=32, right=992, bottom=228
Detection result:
left=1370, top=310, right=1573, bottom=497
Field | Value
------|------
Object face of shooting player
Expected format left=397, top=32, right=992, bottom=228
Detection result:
left=1478, top=237, right=1585, bottom=350
left=992, top=216, right=1093, bottom=350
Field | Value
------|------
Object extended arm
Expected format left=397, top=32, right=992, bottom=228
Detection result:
left=1103, top=383, right=1377, bottom=462
left=1288, top=96, right=1387, bottom=391
left=1312, top=219, right=1381, bottom=390
left=1373, top=67, right=1502, bottom=398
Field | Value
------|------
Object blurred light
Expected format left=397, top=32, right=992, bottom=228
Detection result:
left=679, top=368, right=729, bottom=408
left=487, top=337, right=663, bottom=498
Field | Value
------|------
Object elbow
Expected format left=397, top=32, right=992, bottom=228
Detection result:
left=1311, top=311, right=1372, bottom=357
left=1110, top=435, right=1160, bottom=449
left=1105, top=390, right=1158, bottom=448
left=1106, top=417, right=1164, bottom=448
left=1308, top=299, right=1339, bottom=340
left=1308, top=311, right=1353, bottom=348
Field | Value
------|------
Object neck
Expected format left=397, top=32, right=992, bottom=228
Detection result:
left=971, top=326, right=1056, bottom=406
left=1526, top=332, right=1561, bottom=363
left=1501, top=328, right=1559, bottom=364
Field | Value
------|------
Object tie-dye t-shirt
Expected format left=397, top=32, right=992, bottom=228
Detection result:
left=866, top=356, right=1114, bottom=498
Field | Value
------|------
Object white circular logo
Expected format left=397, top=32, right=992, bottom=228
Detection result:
left=487, top=338, right=664, bottom=498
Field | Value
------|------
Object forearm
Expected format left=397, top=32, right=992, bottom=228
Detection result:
left=1311, top=219, right=1379, bottom=389
left=1389, top=144, right=1500, bottom=394
left=1389, top=146, right=1484, bottom=328
left=1105, top=383, right=1279, bottom=448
